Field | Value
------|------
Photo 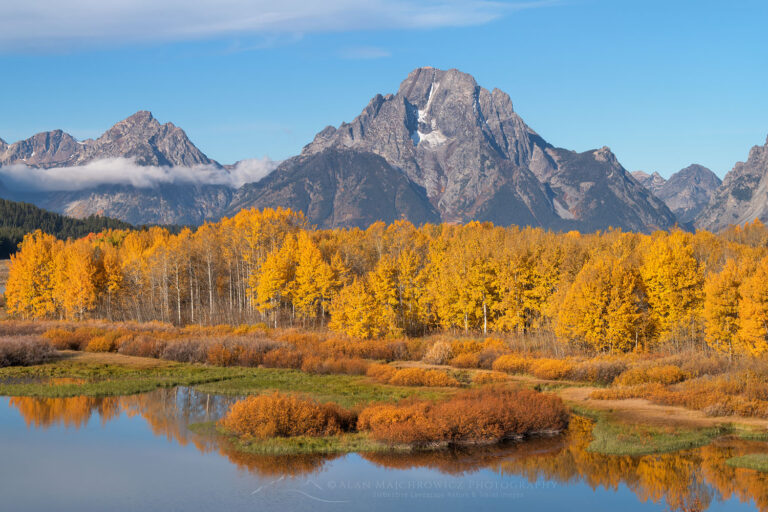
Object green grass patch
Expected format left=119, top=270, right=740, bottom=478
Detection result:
left=726, top=454, right=768, bottom=472
left=191, top=421, right=396, bottom=455
left=0, top=359, right=453, bottom=406
left=732, top=427, right=768, bottom=442
left=0, top=360, right=247, bottom=397
left=193, top=368, right=453, bottom=408
left=588, top=418, right=724, bottom=456
left=569, top=405, right=727, bottom=456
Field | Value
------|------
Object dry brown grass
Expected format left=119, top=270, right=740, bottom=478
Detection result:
left=0, top=335, right=54, bottom=367
left=592, top=370, right=768, bottom=419
left=300, top=356, right=370, bottom=375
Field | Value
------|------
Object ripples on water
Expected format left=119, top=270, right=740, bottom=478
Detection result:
left=2, top=388, right=768, bottom=511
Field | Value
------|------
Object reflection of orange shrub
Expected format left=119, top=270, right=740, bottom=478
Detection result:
left=529, top=359, right=574, bottom=380
left=300, top=356, right=370, bottom=375
left=615, top=365, right=689, bottom=386
left=262, top=348, right=303, bottom=369
left=387, top=368, right=460, bottom=387
left=358, top=387, right=568, bottom=446
left=219, top=393, right=356, bottom=439
left=473, top=371, right=508, bottom=385
left=492, top=354, right=529, bottom=374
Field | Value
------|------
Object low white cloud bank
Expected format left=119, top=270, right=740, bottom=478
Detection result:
left=0, top=1, right=548, bottom=50
left=0, top=157, right=278, bottom=191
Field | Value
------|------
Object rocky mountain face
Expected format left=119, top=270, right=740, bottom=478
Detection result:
left=288, top=67, right=676, bottom=232
left=0, top=70, right=683, bottom=231
left=657, top=165, right=721, bottom=224
left=697, top=137, right=768, bottom=231
left=0, top=111, right=217, bottom=168
left=632, top=171, right=666, bottom=194
left=633, top=165, right=721, bottom=224
left=44, top=184, right=234, bottom=226
left=0, top=112, right=230, bottom=224
left=229, top=150, right=440, bottom=228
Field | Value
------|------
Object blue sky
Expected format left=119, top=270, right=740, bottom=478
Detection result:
left=1, top=0, right=767, bottom=178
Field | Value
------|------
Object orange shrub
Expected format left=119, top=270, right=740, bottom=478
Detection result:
left=117, top=335, right=167, bottom=358
left=491, top=354, right=529, bottom=374
left=472, top=371, right=508, bottom=385
left=232, top=323, right=269, bottom=336
left=278, top=330, right=323, bottom=352
left=262, top=348, right=303, bottom=369
left=358, top=387, right=569, bottom=446
left=451, top=339, right=483, bottom=356
left=43, top=328, right=87, bottom=350
left=85, top=332, right=120, bottom=353
left=207, top=343, right=241, bottom=366
left=219, top=393, right=356, bottom=439
left=367, top=363, right=397, bottom=382
left=529, top=358, right=574, bottom=380
left=450, top=353, right=480, bottom=368
left=591, top=382, right=666, bottom=401
left=614, top=365, right=689, bottom=387
left=480, top=337, right=508, bottom=352
left=387, top=368, right=460, bottom=387
left=317, top=336, right=406, bottom=361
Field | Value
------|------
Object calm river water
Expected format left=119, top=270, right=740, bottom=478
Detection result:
left=1, top=387, right=767, bottom=511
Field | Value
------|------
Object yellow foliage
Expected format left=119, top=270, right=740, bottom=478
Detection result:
left=614, top=365, right=689, bottom=386
left=528, top=358, right=574, bottom=380
left=640, top=231, right=704, bottom=342
left=491, top=354, right=530, bottom=374
left=736, top=256, right=768, bottom=356
left=703, top=259, right=741, bottom=356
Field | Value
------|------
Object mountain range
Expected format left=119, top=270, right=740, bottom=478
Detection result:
left=0, top=67, right=766, bottom=232
left=632, top=165, right=722, bottom=225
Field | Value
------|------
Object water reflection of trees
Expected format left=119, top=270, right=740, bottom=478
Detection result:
left=8, top=388, right=334, bottom=477
left=8, top=394, right=768, bottom=510
left=489, top=417, right=768, bottom=512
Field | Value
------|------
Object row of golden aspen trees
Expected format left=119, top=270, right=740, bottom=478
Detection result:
left=5, top=207, right=768, bottom=356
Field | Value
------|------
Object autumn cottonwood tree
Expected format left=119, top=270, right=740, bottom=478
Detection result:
left=5, top=230, right=59, bottom=319
left=9, top=206, right=768, bottom=360
left=703, top=259, right=741, bottom=358
left=736, top=256, right=768, bottom=356
left=641, top=231, right=704, bottom=349
left=557, top=253, right=647, bottom=353
left=255, top=235, right=298, bottom=328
